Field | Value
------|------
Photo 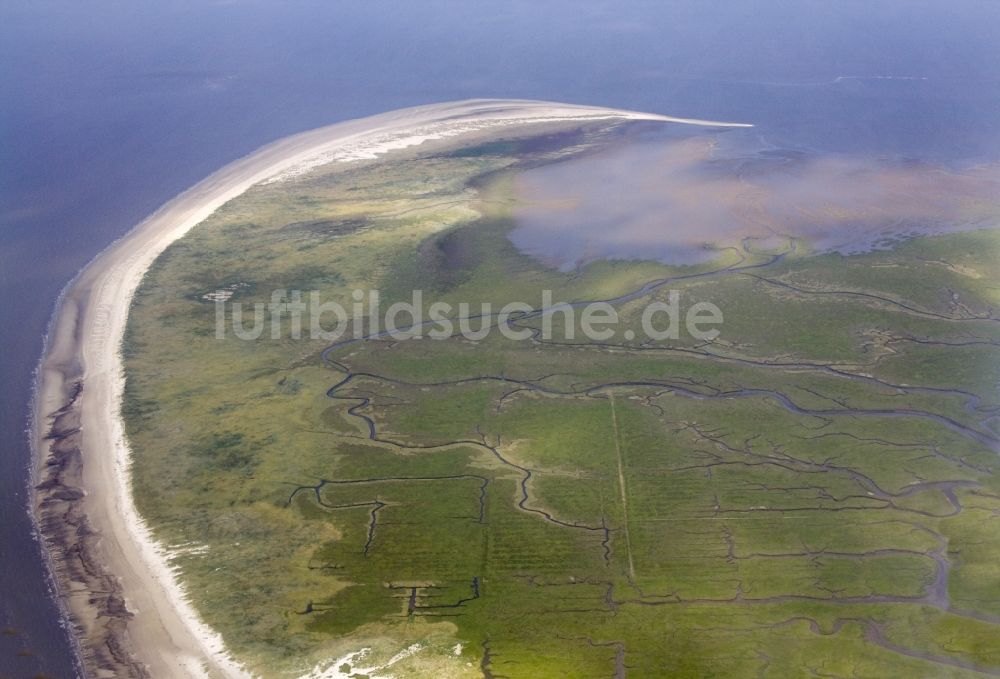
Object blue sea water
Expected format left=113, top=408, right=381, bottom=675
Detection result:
left=1, top=1, right=998, bottom=675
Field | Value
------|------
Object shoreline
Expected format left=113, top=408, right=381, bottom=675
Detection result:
left=30, top=99, right=749, bottom=678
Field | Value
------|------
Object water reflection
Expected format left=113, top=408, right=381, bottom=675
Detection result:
left=511, top=131, right=1000, bottom=269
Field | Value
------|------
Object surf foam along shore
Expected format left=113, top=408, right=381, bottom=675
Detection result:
left=30, top=99, right=750, bottom=678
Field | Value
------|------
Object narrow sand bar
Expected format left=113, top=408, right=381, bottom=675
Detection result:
left=31, top=99, right=750, bottom=678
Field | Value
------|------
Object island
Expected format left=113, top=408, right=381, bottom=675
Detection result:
left=33, top=99, right=1000, bottom=678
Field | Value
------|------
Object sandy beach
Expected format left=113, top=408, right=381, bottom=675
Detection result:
left=30, top=99, right=749, bottom=678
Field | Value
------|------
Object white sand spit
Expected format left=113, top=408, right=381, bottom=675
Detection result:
left=32, top=99, right=748, bottom=678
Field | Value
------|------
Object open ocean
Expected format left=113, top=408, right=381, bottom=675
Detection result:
left=2, top=1, right=998, bottom=675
